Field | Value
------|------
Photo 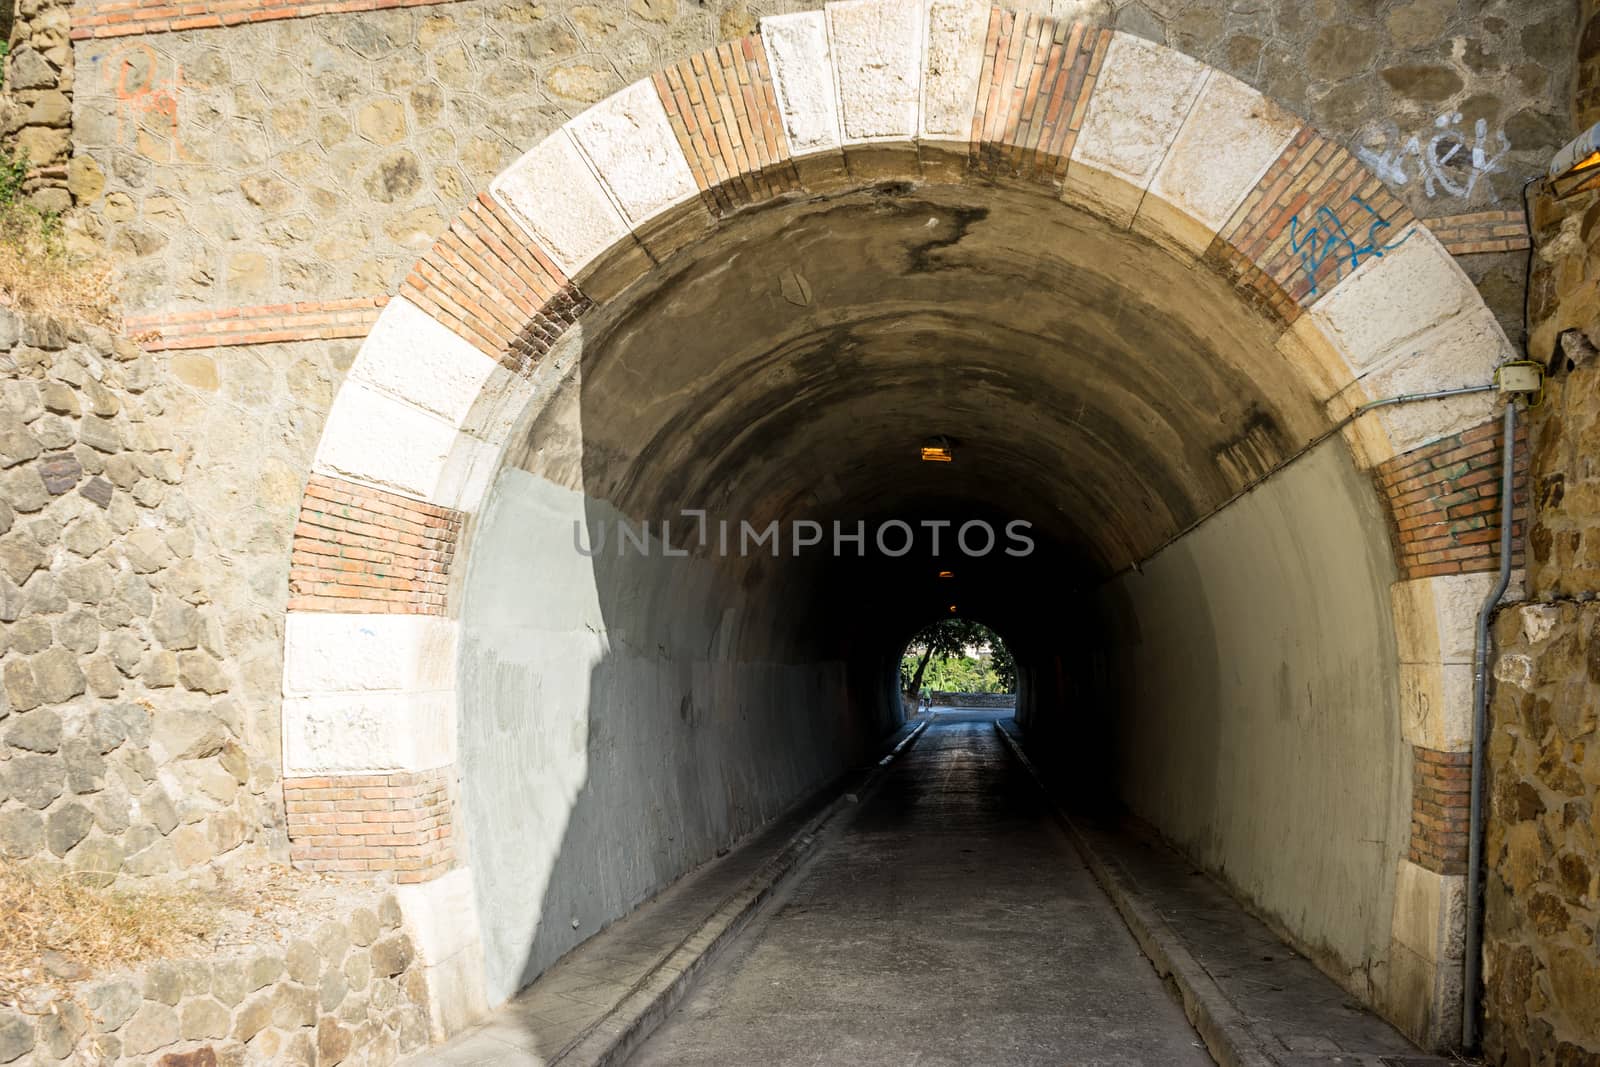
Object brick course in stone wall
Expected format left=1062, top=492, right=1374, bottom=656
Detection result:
left=284, top=769, right=452, bottom=882
left=287, top=474, right=460, bottom=615
left=124, top=297, right=387, bottom=350
left=969, top=13, right=1110, bottom=184
left=1408, top=745, right=1471, bottom=875
left=1423, top=209, right=1532, bottom=256
left=69, top=0, right=458, bottom=40
left=1376, top=417, right=1529, bottom=581
left=654, top=36, right=800, bottom=216
left=398, top=193, right=590, bottom=375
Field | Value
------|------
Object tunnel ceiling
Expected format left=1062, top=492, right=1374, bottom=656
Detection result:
left=507, top=182, right=1334, bottom=581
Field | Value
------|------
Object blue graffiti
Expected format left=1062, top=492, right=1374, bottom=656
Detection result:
left=1287, top=196, right=1413, bottom=296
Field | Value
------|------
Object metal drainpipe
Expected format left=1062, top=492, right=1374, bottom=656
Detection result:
left=1462, top=399, right=1518, bottom=1052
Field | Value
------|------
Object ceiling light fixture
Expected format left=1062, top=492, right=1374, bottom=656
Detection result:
left=920, top=435, right=954, bottom=463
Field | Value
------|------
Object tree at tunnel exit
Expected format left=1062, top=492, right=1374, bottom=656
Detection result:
left=901, top=620, right=1016, bottom=696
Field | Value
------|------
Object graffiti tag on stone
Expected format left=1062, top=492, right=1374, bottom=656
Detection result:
left=99, top=43, right=198, bottom=158
left=1287, top=196, right=1413, bottom=296
left=1355, top=112, right=1511, bottom=201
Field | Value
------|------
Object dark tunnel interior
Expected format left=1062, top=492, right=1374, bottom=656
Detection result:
left=450, top=182, right=1411, bottom=1012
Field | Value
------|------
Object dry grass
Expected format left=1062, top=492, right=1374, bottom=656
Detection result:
left=0, top=862, right=218, bottom=1008
left=0, top=860, right=358, bottom=1010
left=0, top=204, right=120, bottom=330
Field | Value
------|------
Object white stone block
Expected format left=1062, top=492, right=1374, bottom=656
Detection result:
left=491, top=131, right=631, bottom=278
left=1142, top=71, right=1300, bottom=252
left=282, top=691, right=456, bottom=775
left=1400, top=662, right=1474, bottom=752
left=1400, top=573, right=1498, bottom=666
left=567, top=79, right=700, bottom=228
left=1068, top=33, right=1209, bottom=213
left=397, top=868, right=483, bottom=963
left=920, top=0, right=989, bottom=142
left=313, top=381, right=463, bottom=503
left=284, top=614, right=459, bottom=694
left=1391, top=859, right=1465, bottom=962
left=460, top=364, right=536, bottom=445
left=1309, top=230, right=1485, bottom=374
left=349, top=297, right=503, bottom=429
left=1275, top=313, right=1357, bottom=402
left=396, top=868, right=490, bottom=1037
left=826, top=0, right=925, bottom=143
left=762, top=12, right=842, bottom=155
left=436, top=431, right=502, bottom=514
left=1353, top=306, right=1507, bottom=455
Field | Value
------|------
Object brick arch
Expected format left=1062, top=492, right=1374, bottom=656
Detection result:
left=277, top=0, right=1515, bottom=1042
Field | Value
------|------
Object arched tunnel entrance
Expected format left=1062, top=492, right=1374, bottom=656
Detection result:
left=279, top=8, right=1519, bottom=1056
left=457, top=178, right=1404, bottom=1001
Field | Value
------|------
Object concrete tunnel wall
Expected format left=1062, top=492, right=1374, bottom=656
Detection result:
left=456, top=468, right=881, bottom=1004
left=439, top=180, right=1418, bottom=1013
left=1098, top=439, right=1407, bottom=1003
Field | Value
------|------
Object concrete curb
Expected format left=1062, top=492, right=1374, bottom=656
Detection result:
left=554, top=719, right=930, bottom=1066
left=994, top=721, right=1280, bottom=1067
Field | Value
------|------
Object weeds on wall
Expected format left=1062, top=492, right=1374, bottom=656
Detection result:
left=0, top=145, right=118, bottom=329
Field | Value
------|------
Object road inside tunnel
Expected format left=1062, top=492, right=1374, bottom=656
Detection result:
left=627, top=710, right=1214, bottom=1066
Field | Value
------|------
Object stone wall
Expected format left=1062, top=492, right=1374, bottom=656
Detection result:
left=0, top=881, right=430, bottom=1066
left=55, top=0, right=1576, bottom=333
left=3, top=0, right=74, bottom=211
left=926, top=691, right=1016, bottom=708
left=1577, top=0, right=1600, bottom=130
left=0, top=308, right=354, bottom=881
left=1484, top=598, right=1600, bottom=1065
left=1524, top=173, right=1600, bottom=607
left=1482, top=173, right=1600, bottom=1063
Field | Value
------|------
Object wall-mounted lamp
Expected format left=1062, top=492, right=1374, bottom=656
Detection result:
left=920, top=436, right=954, bottom=463
left=1548, top=121, right=1600, bottom=199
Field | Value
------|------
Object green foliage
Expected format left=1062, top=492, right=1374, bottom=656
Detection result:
left=899, top=618, right=1016, bottom=695
left=0, top=147, right=117, bottom=327
left=0, top=145, right=29, bottom=208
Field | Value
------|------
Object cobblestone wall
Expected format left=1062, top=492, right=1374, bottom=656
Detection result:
left=1485, top=599, right=1600, bottom=1066
left=0, top=883, right=430, bottom=1066
left=1577, top=0, right=1600, bottom=129
left=2, top=0, right=74, bottom=211
left=0, top=309, right=354, bottom=880
left=56, top=0, right=1579, bottom=333
left=1483, top=175, right=1600, bottom=1064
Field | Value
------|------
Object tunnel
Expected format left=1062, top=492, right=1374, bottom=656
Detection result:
left=457, top=181, right=1406, bottom=1005
left=282, top=12, right=1515, bottom=1052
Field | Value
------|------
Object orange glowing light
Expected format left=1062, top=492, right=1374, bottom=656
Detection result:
left=920, top=445, right=953, bottom=463
left=937, top=570, right=954, bottom=579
